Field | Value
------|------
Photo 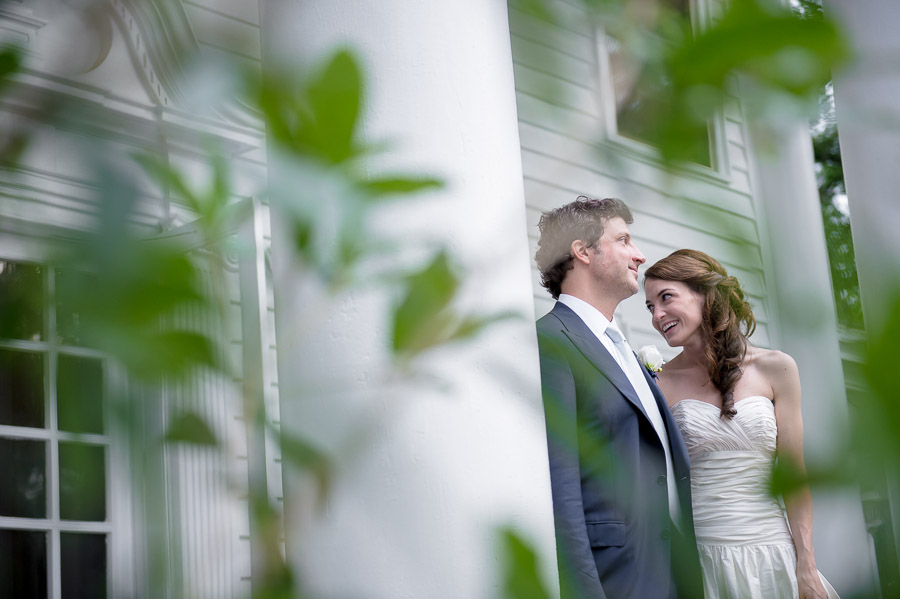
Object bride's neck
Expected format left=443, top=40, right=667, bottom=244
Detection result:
left=678, top=338, right=708, bottom=367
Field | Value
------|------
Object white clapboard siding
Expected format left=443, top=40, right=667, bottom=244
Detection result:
left=165, top=258, right=252, bottom=599
left=510, top=0, right=775, bottom=351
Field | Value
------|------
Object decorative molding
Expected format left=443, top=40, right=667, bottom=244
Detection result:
left=0, top=6, right=47, bottom=47
left=113, top=0, right=264, bottom=131
left=112, top=0, right=196, bottom=108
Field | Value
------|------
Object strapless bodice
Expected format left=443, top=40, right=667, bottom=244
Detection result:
left=671, top=396, right=791, bottom=545
left=672, top=396, right=841, bottom=597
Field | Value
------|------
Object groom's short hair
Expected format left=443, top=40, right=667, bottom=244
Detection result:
left=535, top=196, right=633, bottom=299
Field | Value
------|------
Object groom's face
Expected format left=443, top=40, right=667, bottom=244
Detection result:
left=588, top=216, right=646, bottom=300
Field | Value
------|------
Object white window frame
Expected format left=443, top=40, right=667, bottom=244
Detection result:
left=594, top=0, right=731, bottom=179
left=0, top=232, right=135, bottom=599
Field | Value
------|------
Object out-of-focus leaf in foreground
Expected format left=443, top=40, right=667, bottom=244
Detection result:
left=54, top=165, right=216, bottom=382
left=857, top=292, right=900, bottom=473
left=252, top=48, right=364, bottom=164
left=278, top=428, right=333, bottom=509
left=392, top=251, right=519, bottom=365
left=0, top=45, right=21, bottom=95
left=498, top=526, right=552, bottom=599
left=572, top=0, right=851, bottom=164
left=354, top=174, right=444, bottom=199
left=164, top=411, right=218, bottom=446
left=392, top=251, right=460, bottom=359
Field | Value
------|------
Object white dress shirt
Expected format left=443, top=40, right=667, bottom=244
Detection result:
left=557, top=294, right=681, bottom=525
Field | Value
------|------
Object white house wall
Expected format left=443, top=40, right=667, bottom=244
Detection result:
left=0, top=1, right=279, bottom=597
left=509, top=0, right=771, bottom=355
left=510, top=0, right=873, bottom=594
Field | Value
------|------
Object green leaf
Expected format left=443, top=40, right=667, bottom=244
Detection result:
left=302, top=48, right=363, bottom=163
left=164, top=411, right=218, bottom=446
left=279, top=430, right=333, bottom=505
left=109, top=330, right=216, bottom=382
left=251, top=48, right=365, bottom=164
left=209, top=150, right=231, bottom=216
left=498, top=527, right=552, bottom=599
left=607, top=0, right=849, bottom=164
left=293, top=217, right=314, bottom=259
left=445, top=311, right=521, bottom=348
left=357, top=175, right=444, bottom=199
left=670, top=0, right=847, bottom=94
left=134, top=152, right=199, bottom=211
left=0, top=46, right=22, bottom=94
left=392, top=252, right=460, bottom=357
left=858, top=296, right=900, bottom=472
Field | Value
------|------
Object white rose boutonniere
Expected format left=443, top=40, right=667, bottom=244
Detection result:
left=636, top=345, right=664, bottom=375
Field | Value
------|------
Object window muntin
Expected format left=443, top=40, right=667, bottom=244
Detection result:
left=0, top=260, right=111, bottom=599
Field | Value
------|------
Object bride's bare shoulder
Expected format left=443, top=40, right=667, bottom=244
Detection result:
left=746, top=346, right=799, bottom=383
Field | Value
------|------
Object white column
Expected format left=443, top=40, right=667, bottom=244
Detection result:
left=826, top=0, right=900, bottom=584
left=261, top=2, right=558, bottom=597
left=746, top=120, right=874, bottom=593
left=826, top=0, right=900, bottom=330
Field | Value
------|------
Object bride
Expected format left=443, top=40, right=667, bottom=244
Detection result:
left=643, top=249, right=838, bottom=599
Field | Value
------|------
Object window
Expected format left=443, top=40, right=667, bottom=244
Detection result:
left=601, top=0, right=716, bottom=168
left=0, top=260, right=113, bottom=599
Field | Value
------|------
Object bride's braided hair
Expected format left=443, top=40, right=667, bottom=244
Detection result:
left=644, top=249, right=756, bottom=419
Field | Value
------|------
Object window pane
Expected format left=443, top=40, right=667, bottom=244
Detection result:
left=607, top=1, right=712, bottom=167
left=0, top=261, right=43, bottom=341
left=61, top=532, right=107, bottom=599
left=0, top=348, right=44, bottom=428
left=0, top=438, right=46, bottom=518
left=0, top=529, right=47, bottom=599
left=59, top=442, right=105, bottom=521
left=57, top=355, right=104, bottom=434
left=55, top=269, right=97, bottom=347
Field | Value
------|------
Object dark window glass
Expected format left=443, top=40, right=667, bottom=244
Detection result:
left=57, top=355, right=104, bottom=434
left=61, top=532, right=107, bottom=599
left=0, top=261, right=43, bottom=341
left=59, top=442, right=105, bottom=522
left=55, top=269, right=97, bottom=347
left=0, top=349, right=44, bottom=428
left=0, top=438, right=46, bottom=518
left=0, top=529, right=47, bottom=599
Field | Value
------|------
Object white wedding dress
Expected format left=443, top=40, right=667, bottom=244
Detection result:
left=671, top=395, right=840, bottom=599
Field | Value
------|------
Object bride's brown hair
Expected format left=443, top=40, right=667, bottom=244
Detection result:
left=644, top=249, right=756, bottom=419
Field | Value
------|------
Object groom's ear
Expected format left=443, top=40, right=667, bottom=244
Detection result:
left=571, top=240, right=592, bottom=265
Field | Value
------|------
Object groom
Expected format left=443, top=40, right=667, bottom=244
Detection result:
left=535, top=196, right=702, bottom=598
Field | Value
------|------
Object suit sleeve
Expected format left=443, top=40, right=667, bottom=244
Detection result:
left=538, top=329, right=608, bottom=599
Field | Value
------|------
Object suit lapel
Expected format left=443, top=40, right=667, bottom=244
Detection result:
left=642, top=364, right=692, bottom=475
left=550, top=303, right=652, bottom=423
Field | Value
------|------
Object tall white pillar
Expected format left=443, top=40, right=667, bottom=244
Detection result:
left=826, top=0, right=900, bottom=590
left=826, top=0, right=900, bottom=331
left=746, top=120, right=874, bottom=593
left=261, top=2, right=558, bottom=597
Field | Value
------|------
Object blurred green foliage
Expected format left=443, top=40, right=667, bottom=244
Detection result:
left=0, top=0, right=894, bottom=597
left=53, top=166, right=218, bottom=382
left=498, top=527, right=553, bottom=599
left=0, top=29, right=504, bottom=596
left=568, top=0, right=848, bottom=164
left=812, top=115, right=864, bottom=330
left=524, top=0, right=892, bottom=597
